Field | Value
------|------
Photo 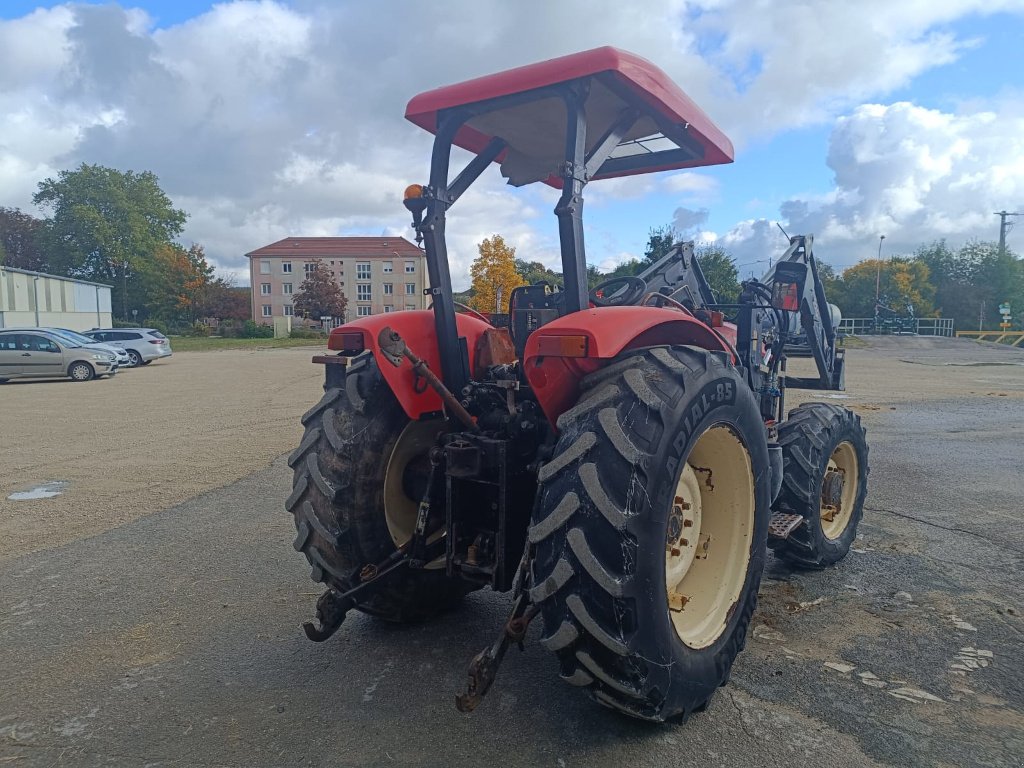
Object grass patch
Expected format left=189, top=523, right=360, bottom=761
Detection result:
left=171, top=336, right=327, bottom=352
left=839, top=335, right=868, bottom=349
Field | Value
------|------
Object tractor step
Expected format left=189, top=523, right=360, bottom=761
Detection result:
left=768, top=512, right=805, bottom=541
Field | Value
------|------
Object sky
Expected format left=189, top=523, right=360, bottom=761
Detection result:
left=1, top=1, right=1022, bottom=288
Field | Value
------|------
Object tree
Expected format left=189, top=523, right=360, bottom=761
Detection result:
left=33, top=164, right=187, bottom=318
left=0, top=207, right=48, bottom=271
left=200, top=281, right=250, bottom=321
left=469, top=235, right=525, bottom=313
left=294, top=259, right=347, bottom=322
left=643, top=225, right=677, bottom=265
left=144, top=243, right=215, bottom=324
left=694, top=244, right=740, bottom=302
left=830, top=257, right=934, bottom=318
left=916, top=240, right=1023, bottom=329
left=514, top=258, right=563, bottom=287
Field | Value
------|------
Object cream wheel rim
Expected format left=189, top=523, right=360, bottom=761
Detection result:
left=821, top=441, right=858, bottom=540
left=383, top=419, right=447, bottom=569
left=665, top=424, right=755, bottom=650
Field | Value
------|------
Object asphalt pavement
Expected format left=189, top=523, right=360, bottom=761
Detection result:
left=1, top=338, right=1022, bottom=767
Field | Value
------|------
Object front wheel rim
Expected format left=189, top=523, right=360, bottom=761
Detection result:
left=821, top=441, right=858, bottom=539
left=71, top=365, right=89, bottom=380
left=665, top=424, right=755, bottom=650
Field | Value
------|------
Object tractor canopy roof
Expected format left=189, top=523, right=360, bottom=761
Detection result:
left=405, top=46, right=733, bottom=188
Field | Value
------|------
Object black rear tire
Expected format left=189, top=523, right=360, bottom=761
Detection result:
left=770, top=403, right=869, bottom=568
left=287, top=352, right=469, bottom=622
left=530, top=346, right=771, bottom=722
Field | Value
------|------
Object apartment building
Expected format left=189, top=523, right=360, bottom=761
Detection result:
left=246, top=237, right=428, bottom=324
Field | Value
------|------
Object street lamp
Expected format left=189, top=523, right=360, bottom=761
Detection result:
left=874, top=235, right=886, bottom=305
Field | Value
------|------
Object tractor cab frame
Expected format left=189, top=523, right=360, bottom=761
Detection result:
left=403, top=46, right=735, bottom=396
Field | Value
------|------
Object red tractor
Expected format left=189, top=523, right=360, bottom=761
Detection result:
left=288, top=47, right=868, bottom=723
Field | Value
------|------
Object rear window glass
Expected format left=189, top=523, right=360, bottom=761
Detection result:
left=147, top=330, right=167, bottom=339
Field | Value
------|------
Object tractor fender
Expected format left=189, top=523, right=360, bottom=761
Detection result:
left=327, top=310, right=492, bottom=419
left=522, top=306, right=736, bottom=426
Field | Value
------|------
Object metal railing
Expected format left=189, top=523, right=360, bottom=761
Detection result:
left=836, top=317, right=954, bottom=337
left=955, top=330, right=1024, bottom=347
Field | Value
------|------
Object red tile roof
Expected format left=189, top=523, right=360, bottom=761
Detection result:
left=246, top=237, right=422, bottom=258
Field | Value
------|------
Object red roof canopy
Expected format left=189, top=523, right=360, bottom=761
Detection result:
left=406, top=47, right=733, bottom=187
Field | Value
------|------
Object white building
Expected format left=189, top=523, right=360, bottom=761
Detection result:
left=0, top=266, right=113, bottom=331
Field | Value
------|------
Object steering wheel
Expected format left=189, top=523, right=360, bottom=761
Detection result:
left=589, top=276, right=647, bottom=307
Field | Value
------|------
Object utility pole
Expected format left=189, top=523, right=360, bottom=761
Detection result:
left=994, top=211, right=1020, bottom=254
left=874, top=235, right=886, bottom=305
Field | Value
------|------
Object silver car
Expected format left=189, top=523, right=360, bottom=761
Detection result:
left=85, top=328, right=173, bottom=366
left=46, top=328, right=132, bottom=369
left=0, top=329, right=117, bottom=382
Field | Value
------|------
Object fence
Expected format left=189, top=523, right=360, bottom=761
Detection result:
left=955, top=330, right=1024, bottom=347
left=836, top=317, right=954, bottom=337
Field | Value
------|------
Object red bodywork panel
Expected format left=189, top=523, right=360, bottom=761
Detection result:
left=328, top=311, right=491, bottom=419
left=405, top=46, right=733, bottom=187
left=522, top=307, right=736, bottom=425
left=328, top=307, right=735, bottom=428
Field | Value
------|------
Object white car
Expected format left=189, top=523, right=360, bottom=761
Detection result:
left=46, top=329, right=131, bottom=369
left=84, top=328, right=173, bottom=367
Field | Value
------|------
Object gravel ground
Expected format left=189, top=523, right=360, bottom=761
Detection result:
left=0, top=347, right=325, bottom=562
left=1, top=337, right=1022, bottom=767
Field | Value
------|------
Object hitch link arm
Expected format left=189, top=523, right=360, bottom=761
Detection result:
left=455, top=550, right=539, bottom=712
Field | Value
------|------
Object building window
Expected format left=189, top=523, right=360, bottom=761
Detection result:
left=356, top=262, right=371, bottom=279
left=357, top=305, right=372, bottom=317
left=405, top=283, right=416, bottom=295
left=259, top=260, right=270, bottom=274
left=260, top=283, right=272, bottom=295
left=330, top=260, right=335, bottom=266
left=383, top=261, right=393, bottom=273
left=357, top=284, right=372, bottom=301
left=282, top=283, right=292, bottom=295
left=284, top=304, right=294, bottom=316
left=304, top=262, right=316, bottom=274
left=282, top=262, right=292, bottom=273
left=383, top=283, right=393, bottom=295
left=405, top=304, right=416, bottom=311
left=405, top=261, right=415, bottom=273
left=262, top=305, right=272, bottom=317
left=384, top=305, right=394, bottom=313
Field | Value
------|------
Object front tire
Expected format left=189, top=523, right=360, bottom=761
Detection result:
left=127, top=350, right=143, bottom=367
left=770, top=403, right=869, bottom=568
left=287, top=352, right=468, bottom=622
left=68, top=362, right=94, bottom=382
left=530, top=346, right=771, bottom=722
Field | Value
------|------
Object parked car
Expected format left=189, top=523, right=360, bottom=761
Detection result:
left=45, top=328, right=133, bottom=368
left=84, top=328, right=173, bottom=367
left=0, top=329, right=117, bottom=382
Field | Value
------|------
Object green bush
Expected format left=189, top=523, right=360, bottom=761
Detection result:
left=289, top=327, right=326, bottom=339
left=183, top=321, right=212, bottom=337
left=218, top=319, right=242, bottom=338
left=146, top=318, right=169, bottom=335
left=241, top=320, right=274, bottom=338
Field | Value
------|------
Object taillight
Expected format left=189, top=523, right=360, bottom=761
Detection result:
left=328, top=331, right=365, bottom=353
left=149, top=339, right=165, bottom=345
left=534, top=334, right=588, bottom=357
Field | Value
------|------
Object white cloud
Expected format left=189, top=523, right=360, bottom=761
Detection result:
left=719, top=98, right=1024, bottom=269
left=0, top=0, right=1022, bottom=284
